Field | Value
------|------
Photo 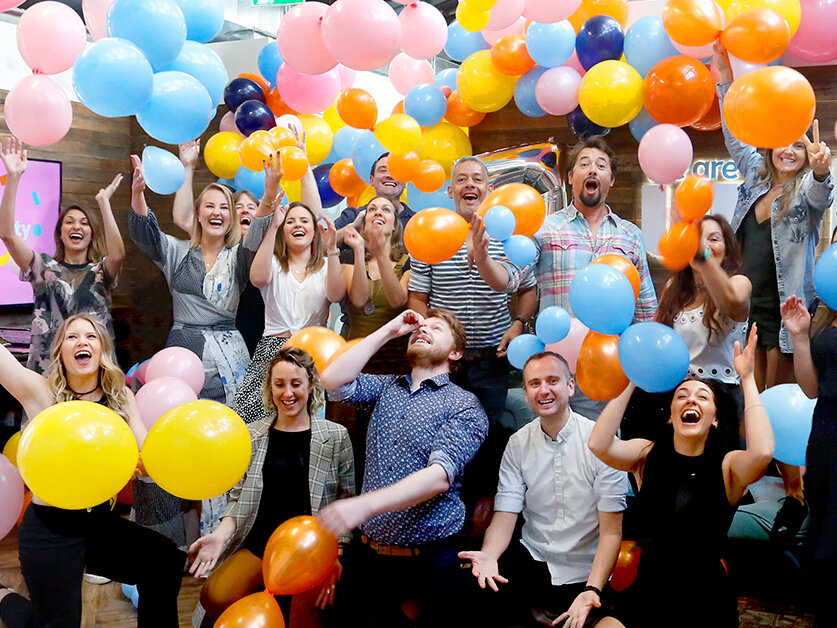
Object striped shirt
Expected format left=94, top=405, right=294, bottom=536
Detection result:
left=409, top=238, right=537, bottom=348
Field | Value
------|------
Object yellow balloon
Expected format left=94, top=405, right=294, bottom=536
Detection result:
left=281, top=178, right=303, bottom=203
left=578, top=60, right=644, bottom=128
left=141, top=400, right=251, bottom=501
left=570, top=0, right=629, bottom=30
left=727, top=0, right=800, bottom=34
left=2, top=431, right=20, bottom=467
left=461, top=0, right=497, bottom=10
left=456, top=3, right=490, bottom=31
left=204, top=132, right=243, bottom=180
left=416, top=122, right=473, bottom=178
left=374, top=114, right=423, bottom=155
left=298, top=114, right=334, bottom=166
left=458, top=50, right=517, bottom=114
left=17, top=401, right=139, bottom=510
left=323, top=102, right=346, bottom=134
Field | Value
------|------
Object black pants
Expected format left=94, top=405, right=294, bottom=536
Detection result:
left=0, top=503, right=186, bottom=628
left=452, top=346, right=510, bottom=426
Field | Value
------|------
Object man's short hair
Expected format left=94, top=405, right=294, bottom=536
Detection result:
left=565, top=136, right=618, bottom=180
left=452, top=155, right=489, bottom=179
left=523, top=351, right=573, bottom=380
left=371, top=153, right=391, bottom=178
left=426, top=307, right=466, bottom=356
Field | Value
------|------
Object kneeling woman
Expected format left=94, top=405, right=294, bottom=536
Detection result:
left=189, top=347, right=355, bottom=625
left=0, top=315, right=185, bottom=628
left=588, top=326, right=774, bottom=628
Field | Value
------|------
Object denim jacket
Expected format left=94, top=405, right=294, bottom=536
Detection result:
left=718, top=82, right=834, bottom=352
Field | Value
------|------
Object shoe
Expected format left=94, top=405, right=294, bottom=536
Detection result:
left=769, top=497, right=807, bottom=550
left=83, top=574, right=111, bottom=585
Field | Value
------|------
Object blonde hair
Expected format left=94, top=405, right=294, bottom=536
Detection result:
left=46, top=314, right=131, bottom=422
left=273, top=202, right=325, bottom=274
left=758, top=147, right=811, bottom=219
left=54, top=205, right=106, bottom=263
left=190, top=183, right=240, bottom=248
left=262, top=346, right=325, bottom=416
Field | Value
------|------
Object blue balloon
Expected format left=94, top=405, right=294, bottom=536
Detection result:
left=483, top=205, right=516, bottom=241
left=623, top=17, right=678, bottom=78
left=435, top=68, right=459, bottom=91
left=72, top=38, right=153, bottom=118
left=235, top=100, right=276, bottom=136
left=507, top=334, right=546, bottom=370
left=223, top=77, right=265, bottom=112
left=628, top=107, right=659, bottom=143
left=352, top=130, right=386, bottom=181
left=567, top=106, right=610, bottom=138
left=313, top=163, right=343, bottom=208
left=761, top=384, right=815, bottom=466
left=404, top=84, right=447, bottom=127
left=576, top=15, right=624, bottom=71
left=514, top=66, right=548, bottom=118
left=122, top=583, right=139, bottom=608
left=618, top=322, right=690, bottom=393
left=535, top=306, right=572, bottom=345
left=174, top=0, right=224, bottom=43
left=504, top=235, right=538, bottom=267
left=258, top=41, right=283, bottom=85
left=407, top=182, right=454, bottom=211
left=445, top=21, right=489, bottom=62
left=526, top=21, right=576, bottom=68
left=136, top=71, right=214, bottom=145
left=216, top=177, right=236, bottom=188
left=815, top=243, right=837, bottom=310
left=333, top=127, right=364, bottom=161
left=234, top=167, right=265, bottom=199
left=107, top=0, right=187, bottom=72
left=569, top=264, right=635, bottom=334
left=141, top=146, right=185, bottom=195
left=162, top=41, right=228, bottom=108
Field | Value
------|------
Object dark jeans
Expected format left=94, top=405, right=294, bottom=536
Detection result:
left=0, top=503, right=185, bottom=628
left=452, top=346, right=510, bottom=425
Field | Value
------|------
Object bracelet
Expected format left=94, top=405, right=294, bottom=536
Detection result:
left=744, top=402, right=764, bottom=413
left=260, top=196, right=278, bottom=209
left=583, top=585, right=602, bottom=597
left=326, top=250, right=340, bottom=257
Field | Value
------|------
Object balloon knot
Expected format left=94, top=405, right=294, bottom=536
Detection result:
left=659, top=184, right=664, bottom=192
left=32, top=69, right=42, bottom=75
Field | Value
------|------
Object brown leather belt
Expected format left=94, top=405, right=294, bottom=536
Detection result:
left=360, top=534, right=421, bottom=557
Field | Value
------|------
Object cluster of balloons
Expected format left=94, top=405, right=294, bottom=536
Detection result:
left=476, top=183, right=548, bottom=267
left=285, top=326, right=363, bottom=372
left=657, top=174, right=714, bottom=270
left=506, top=305, right=572, bottom=369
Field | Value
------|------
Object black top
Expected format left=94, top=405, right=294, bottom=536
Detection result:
left=244, top=428, right=312, bottom=558
left=236, top=281, right=265, bottom=357
left=737, top=207, right=780, bottom=318
left=812, top=326, right=837, bottom=401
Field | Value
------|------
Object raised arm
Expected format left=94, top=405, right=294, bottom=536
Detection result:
left=0, top=137, right=34, bottom=272
left=588, top=382, right=653, bottom=474
left=130, top=155, right=149, bottom=217
left=294, top=130, right=323, bottom=220
left=0, top=343, right=52, bottom=418
left=343, top=227, right=370, bottom=308
left=253, top=153, right=283, bottom=219
left=320, top=217, right=346, bottom=303
left=781, top=296, right=818, bottom=398
left=172, top=140, right=199, bottom=235
left=95, top=173, right=126, bottom=280
left=249, top=206, right=282, bottom=289
left=691, top=253, right=751, bottom=322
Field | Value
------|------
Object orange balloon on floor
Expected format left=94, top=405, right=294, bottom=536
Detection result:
left=477, top=183, right=546, bottom=237
left=576, top=331, right=629, bottom=401
left=263, top=516, right=338, bottom=596
left=643, top=56, right=715, bottom=127
left=387, top=152, right=420, bottom=183
left=337, top=88, right=377, bottom=130
left=659, top=221, right=700, bottom=270
left=491, top=34, right=536, bottom=76
left=412, top=159, right=446, bottom=193
left=329, top=159, right=368, bottom=198
left=404, top=207, right=470, bottom=264
left=721, top=8, right=791, bottom=64
left=570, top=0, right=629, bottom=30
left=285, top=328, right=346, bottom=373
left=675, top=174, right=714, bottom=221
left=214, top=591, right=285, bottom=628
left=445, top=91, right=486, bottom=128
left=662, top=0, right=725, bottom=46
left=590, top=254, right=641, bottom=299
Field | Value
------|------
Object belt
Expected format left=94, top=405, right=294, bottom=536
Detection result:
left=360, top=534, right=421, bottom=557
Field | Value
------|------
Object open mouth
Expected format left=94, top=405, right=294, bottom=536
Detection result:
left=240, top=215, right=252, bottom=226
left=291, top=228, right=306, bottom=238
left=69, top=233, right=84, bottom=243
left=462, top=191, right=480, bottom=203
left=681, top=408, right=701, bottom=424
left=208, top=218, right=224, bottom=228
left=74, top=349, right=92, bottom=366
left=371, top=217, right=386, bottom=227
left=537, top=398, right=555, bottom=407
left=281, top=398, right=298, bottom=408
left=411, top=335, right=431, bottom=346
left=584, top=178, right=600, bottom=194
left=381, top=180, right=398, bottom=189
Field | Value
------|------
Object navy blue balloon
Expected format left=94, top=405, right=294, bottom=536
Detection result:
left=514, top=66, right=548, bottom=118
left=618, top=322, right=690, bottom=393
left=313, top=163, right=343, bottom=208
left=567, top=106, right=611, bottom=138
left=507, top=334, right=546, bottom=370
left=258, top=41, right=283, bottom=85
left=234, top=166, right=265, bottom=199
left=815, top=243, right=837, bottom=310
left=235, top=100, right=276, bottom=136
left=569, top=264, right=635, bottom=335
left=224, top=77, right=265, bottom=112
left=445, top=21, right=489, bottom=62
left=576, top=15, right=624, bottom=71
left=404, top=84, right=447, bottom=127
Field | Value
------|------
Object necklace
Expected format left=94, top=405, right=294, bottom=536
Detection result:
left=290, top=265, right=307, bottom=277
left=68, top=382, right=100, bottom=397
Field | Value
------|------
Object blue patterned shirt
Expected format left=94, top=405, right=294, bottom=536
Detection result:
left=328, top=372, right=488, bottom=545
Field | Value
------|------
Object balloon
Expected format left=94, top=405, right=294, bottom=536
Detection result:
left=239, top=132, right=277, bottom=172
left=4, top=74, right=72, bottom=147
left=18, top=401, right=139, bottom=509
left=389, top=53, right=435, bottom=96
left=503, top=234, right=538, bottom=267
left=675, top=174, right=714, bottom=221
left=352, top=130, right=387, bottom=181
left=436, top=68, right=459, bottom=91
left=445, top=90, right=487, bottom=128
left=507, top=334, right=546, bottom=369
left=83, top=0, right=114, bottom=40
left=141, top=400, right=251, bottom=500
left=235, top=100, right=276, bottom=136
left=457, top=4, right=491, bottom=31
left=2, top=432, right=20, bottom=467
left=524, top=0, right=581, bottom=22
left=570, top=0, right=629, bottom=30
left=445, top=20, right=490, bottom=62
left=323, top=102, right=345, bottom=135
left=576, top=331, right=629, bottom=401
left=298, top=114, right=334, bottom=166
left=205, top=132, right=244, bottom=179
left=457, top=50, right=518, bottom=113
left=17, top=1, right=87, bottom=75
left=214, top=592, right=286, bottom=628
left=722, top=66, right=815, bottom=148
left=483, top=205, right=516, bottom=240
left=690, top=93, right=721, bottom=131
left=412, top=160, right=447, bottom=193
left=387, top=152, right=421, bottom=183
left=628, top=106, right=660, bottom=142
left=321, top=0, right=402, bottom=71
left=569, top=264, right=635, bottom=335
left=279, top=146, right=309, bottom=181
left=312, top=163, right=343, bottom=208
left=135, top=376, right=198, bottom=430
left=578, top=60, right=643, bottom=128
left=761, top=384, right=814, bottom=466
left=337, top=89, right=378, bottom=130
left=726, top=0, right=800, bottom=35
left=610, top=541, right=642, bottom=592
left=721, top=8, right=791, bottom=63
left=17, top=491, right=32, bottom=527
left=486, top=0, right=525, bottom=30
left=407, top=181, right=456, bottom=211
left=525, top=20, right=576, bottom=69
left=0, top=455, right=24, bottom=541
left=137, top=71, right=213, bottom=145
left=332, top=127, right=364, bottom=161
left=145, top=346, right=206, bottom=394
left=477, top=183, right=546, bottom=237
left=618, top=322, right=691, bottom=392
left=263, top=516, right=338, bottom=596
left=336, top=64, right=356, bottom=91
left=265, top=87, right=296, bottom=117
left=535, top=306, right=572, bottom=344
left=814, top=244, right=837, bottom=310
left=238, top=72, right=271, bottom=100
left=416, top=123, right=472, bottom=178
left=728, top=53, right=766, bottom=79
left=329, top=159, right=367, bottom=197
left=637, top=124, right=693, bottom=184
left=142, top=146, right=186, bottom=195
left=490, top=35, right=535, bottom=76
left=286, top=327, right=347, bottom=372
left=658, top=221, right=700, bottom=270
left=277, top=1, right=336, bottom=75
left=400, top=1, right=447, bottom=59
left=405, top=84, right=448, bottom=128
left=534, top=67, right=581, bottom=117
left=514, top=66, right=548, bottom=118
left=162, top=41, right=228, bottom=108
left=275, top=114, right=303, bottom=135
left=662, top=0, right=725, bottom=46
left=623, top=17, right=679, bottom=78
left=175, top=0, right=223, bottom=43
left=642, top=56, right=714, bottom=126
left=374, top=114, right=422, bottom=155
left=404, top=208, right=470, bottom=264
left=672, top=39, right=715, bottom=59
left=258, top=41, right=283, bottom=83
left=224, top=77, right=265, bottom=112
left=275, top=65, right=340, bottom=115
left=567, top=106, right=611, bottom=138
left=576, top=16, right=624, bottom=70
left=786, top=0, right=837, bottom=62
left=545, top=318, right=589, bottom=373
left=107, top=0, right=187, bottom=71
left=233, top=167, right=265, bottom=199
left=590, top=254, right=641, bottom=299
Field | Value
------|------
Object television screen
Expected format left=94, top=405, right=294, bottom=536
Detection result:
left=0, top=158, right=62, bottom=306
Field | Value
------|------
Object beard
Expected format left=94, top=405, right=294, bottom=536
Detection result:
left=406, top=343, right=449, bottom=369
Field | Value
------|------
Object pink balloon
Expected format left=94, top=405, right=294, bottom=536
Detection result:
left=672, top=41, right=714, bottom=59
left=17, top=1, right=87, bottom=74
left=486, top=0, right=525, bottom=30
left=275, top=65, right=340, bottom=114
left=82, top=0, right=114, bottom=41
left=638, top=124, right=694, bottom=185
left=336, top=64, right=356, bottom=90
left=135, top=359, right=151, bottom=386
left=523, top=0, right=582, bottom=23
left=535, top=66, right=582, bottom=116
left=145, top=347, right=206, bottom=395
left=563, top=49, right=587, bottom=77
left=787, top=0, right=837, bottom=62
left=219, top=111, right=240, bottom=134
left=0, top=0, right=24, bottom=10
left=277, top=1, right=337, bottom=75
left=321, top=0, right=402, bottom=71
left=135, top=377, right=199, bottom=430
left=399, top=1, right=447, bottom=60
left=5, top=74, right=73, bottom=147
left=388, top=53, right=435, bottom=96
left=545, top=318, right=588, bottom=373
left=481, top=16, right=526, bottom=45
left=729, top=53, right=766, bottom=79
left=0, top=454, right=24, bottom=541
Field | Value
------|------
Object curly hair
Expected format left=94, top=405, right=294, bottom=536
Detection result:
left=262, top=346, right=325, bottom=417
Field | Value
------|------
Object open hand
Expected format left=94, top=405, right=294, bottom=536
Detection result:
left=456, top=550, right=507, bottom=592
left=780, top=295, right=811, bottom=338
left=187, top=532, right=226, bottom=579
left=319, top=216, right=338, bottom=251
left=130, top=155, right=146, bottom=194
left=96, top=173, right=123, bottom=205
left=264, top=152, right=284, bottom=199
left=551, top=589, right=601, bottom=627
left=0, top=137, right=27, bottom=178
left=343, top=225, right=364, bottom=252
left=734, top=323, right=758, bottom=380
left=178, top=139, right=200, bottom=168
left=316, top=496, right=372, bottom=538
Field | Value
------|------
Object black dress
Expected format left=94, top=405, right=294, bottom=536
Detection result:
left=737, top=208, right=782, bottom=351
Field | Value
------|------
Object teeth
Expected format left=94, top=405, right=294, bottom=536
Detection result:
left=240, top=217, right=252, bottom=225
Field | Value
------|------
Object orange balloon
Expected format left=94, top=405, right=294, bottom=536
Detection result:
left=388, top=152, right=421, bottom=183
left=412, top=160, right=446, bottom=193
left=445, top=90, right=486, bottom=128
left=116, top=477, right=134, bottom=506
left=17, top=490, right=31, bottom=527
left=721, top=8, right=791, bottom=64
left=643, top=56, right=715, bottom=127
left=237, top=72, right=270, bottom=98
left=337, top=88, right=378, bottom=130
left=659, top=221, right=700, bottom=270
left=490, top=34, right=536, bottom=76
left=610, top=540, right=642, bottom=592
left=329, top=159, right=368, bottom=198
left=265, top=87, right=296, bottom=117
left=404, top=207, right=470, bottom=264
left=285, top=328, right=346, bottom=373
left=477, top=183, right=546, bottom=238
left=662, top=0, right=725, bottom=46
left=590, top=254, right=641, bottom=299
left=722, top=66, right=815, bottom=148
left=391, top=100, right=405, bottom=116
left=239, top=135, right=276, bottom=172
left=326, top=337, right=365, bottom=367
left=214, top=591, right=285, bottom=628
left=570, top=0, right=629, bottom=30
left=576, top=331, right=629, bottom=401
left=263, top=516, right=338, bottom=596
left=690, top=93, right=721, bottom=131
left=675, top=174, right=714, bottom=221
left=268, top=126, right=296, bottom=149
left=278, top=146, right=308, bottom=181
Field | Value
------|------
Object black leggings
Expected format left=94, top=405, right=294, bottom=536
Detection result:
left=0, top=503, right=186, bottom=628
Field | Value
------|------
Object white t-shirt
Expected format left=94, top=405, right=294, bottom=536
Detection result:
left=260, top=256, right=330, bottom=336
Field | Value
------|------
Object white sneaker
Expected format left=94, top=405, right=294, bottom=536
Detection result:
left=83, top=574, right=111, bottom=585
